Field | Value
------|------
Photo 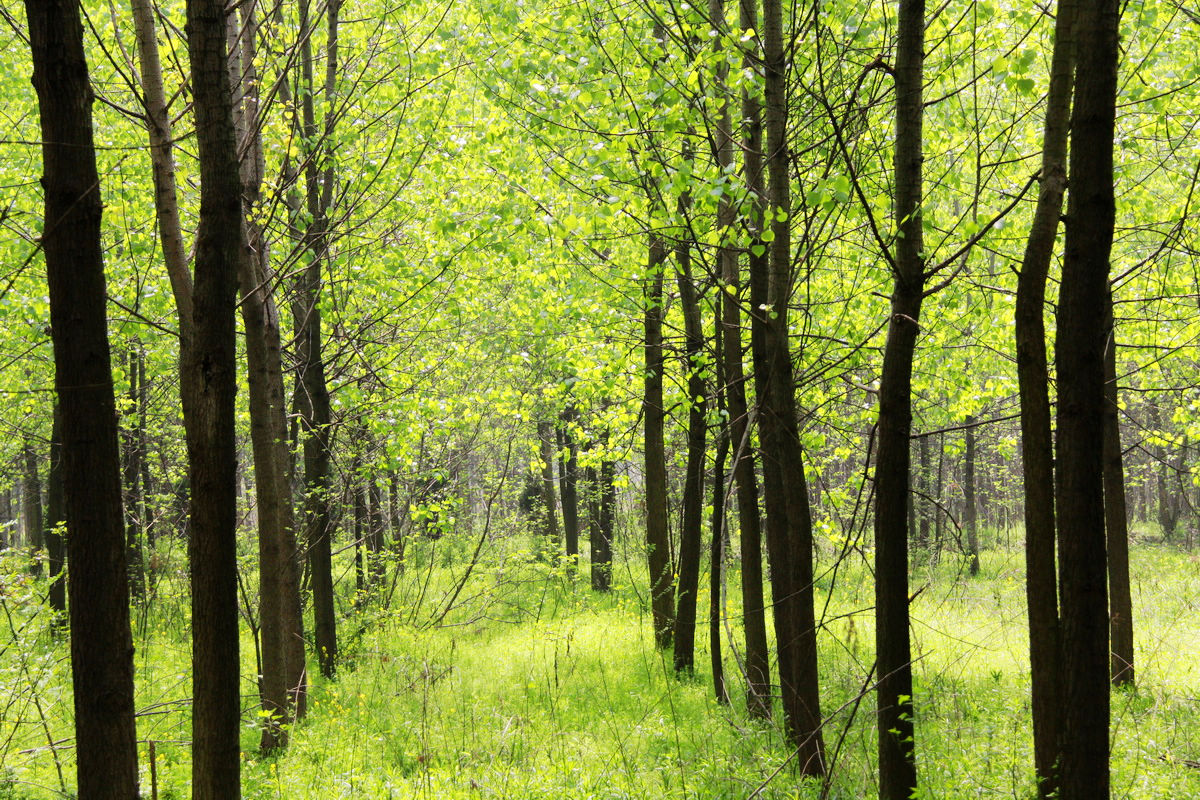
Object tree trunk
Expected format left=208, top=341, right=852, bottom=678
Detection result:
left=185, top=0, right=246, bottom=793
left=537, top=420, right=561, bottom=555
left=45, top=406, right=66, bottom=624
left=643, top=235, right=675, bottom=649
left=122, top=346, right=146, bottom=600
left=1103, top=288, right=1134, bottom=687
left=735, top=0, right=771, bottom=720
left=1014, top=14, right=1070, bottom=765
left=756, top=0, right=825, bottom=772
left=589, top=455, right=614, bottom=592
left=709, top=384, right=731, bottom=705
left=965, top=416, right=980, bottom=574
left=875, top=0, right=925, bottom=795
left=23, top=438, right=43, bottom=575
left=1055, top=0, right=1119, bottom=793
left=672, top=254, right=707, bottom=674
left=24, top=1, right=140, bottom=793
left=558, top=407, right=580, bottom=567
left=226, top=3, right=308, bottom=749
left=294, top=0, right=339, bottom=680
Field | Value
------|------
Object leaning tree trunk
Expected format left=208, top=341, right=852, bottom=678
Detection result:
left=185, top=0, right=246, bottom=794
left=1055, top=0, right=1120, bottom=794
left=1014, top=0, right=1074, bottom=793
left=25, top=1, right=140, bottom=793
left=875, top=0, right=925, bottom=795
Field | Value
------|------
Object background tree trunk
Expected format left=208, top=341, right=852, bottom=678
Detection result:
left=643, top=236, right=675, bottom=649
left=1103, top=288, right=1134, bottom=687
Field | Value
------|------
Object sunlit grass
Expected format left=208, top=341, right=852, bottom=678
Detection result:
left=3, top=531, right=1200, bottom=798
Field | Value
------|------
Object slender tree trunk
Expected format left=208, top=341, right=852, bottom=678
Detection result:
left=672, top=255, right=707, bottom=674
left=294, top=0, right=339, bottom=679
left=123, top=347, right=146, bottom=600
left=874, top=0, right=925, bottom=795
left=965, top=416, right=980, bottom=574
left=1055, top=0, right=1119, bottom=794
left=589, top=454, right=614, bottom=592
left=23, top=439, right=43, bottom=575
left=709, top=381, right=731, bottom=704
left=754, top=0, right=825, bottom=772
left=558, top=407, right=580, bottom=567
left=1014, top=0, right=1071, bottom=760
left=537, top=420, right=561, bottom=555
left=917, top=435, right=930, bottom=550
left=735, top=0, right=771, bottom=720
left=1103, top=288, right=1134, bottom=687
left=185, top=0, right=246, bottom=793
left=45, top=406, right=66, bottom=624
left=24, top=2, right=139, bottom=793
left=644, top=235, right=675, bottom=649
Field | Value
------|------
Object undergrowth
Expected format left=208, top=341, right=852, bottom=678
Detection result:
left=2, top=529, right=1199, bottom=798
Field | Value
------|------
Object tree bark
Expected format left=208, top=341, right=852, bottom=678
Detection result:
left=965, top=416, right=980, bottom=574
left=672, top=254, right=707, bottom=674
left=1014, top=1, right=1074, bottom=793
left=23, top=438, right=43, bottom=575
left=185, top=0, right=246, bottom=793
left=45, top=406, right=66, bottom=624
left=735, top=0, right=772, bottom=720
left=875, top=0, right=925, bottom=795
left=1103, top=288, right=1134, bottom=687
left=537, top=420, right=561, bottom=555
left=1055, top=0, right=1119, bottom=793
left=122, top=346, right=146, bottom=600
left=643, top=235, right=675, bottom=649
left=558, top=407, right=580, bottom=566
left=24, top=1, right=140, bottom=793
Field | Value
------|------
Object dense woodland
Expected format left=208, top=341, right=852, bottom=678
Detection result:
left=2, top=0, right=1200, bottom=797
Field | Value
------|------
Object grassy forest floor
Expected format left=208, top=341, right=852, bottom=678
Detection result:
left=2, top=530, right=1200, bottom=799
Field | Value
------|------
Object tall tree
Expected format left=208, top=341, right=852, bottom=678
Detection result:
left=754, top=0, right=825, bottom=773
left=1015, top=0, right=1075, bottom=793
left=874, top=0, right=925, bottom=794
left=1055, top=0, right=1120, bottom=793
left=24, top=0, right=139, bottom=794
left=733, top=0, right=772, bottom=720
left=294, top=0, right=340, bottom=677
left=558, top=407, right=580, bottom=566
left=227, top=4, right=308, bottom=748
left=185, top=0, right=247, bottom=793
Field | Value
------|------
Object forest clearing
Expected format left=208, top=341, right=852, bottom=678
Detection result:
left=1, top=0, right=1198, bottom=797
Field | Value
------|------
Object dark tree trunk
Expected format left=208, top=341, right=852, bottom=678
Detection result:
left=1103, top=289, right=1134, bottom=687
left=672, top=255, right=707, bottom=674
left=917, top=435, right=930, bottom=549
left=23, top=439, right=43, bottom=575
left=122, top=347, right=146, bottom=600
left=24, top=1, right=140, bottom=794
left=875, top=0, right=925, bottom=795
left=294, top=0, right=339, bottom=679
left=709, top=383, right=731, bottom=705
left=185, top=0, right=246, bottom=793
left=965, top=416, right=980, bottom=575
left=558, top=407, right=580, bottom=566
left=1012, top=0, right=1070, bottom=767
left=756, top=0, right=825, bottom=772
left=644, top=235, right=675, bottom=649
left=369, top=475, right=386, bottom=588
left=735, top=0, right=771, bottom=720
left=591, top=459, right=617, bottom=592
left=45, top=406, right=66, bottom=624
left=1055, top=0, right=1119, bottom=794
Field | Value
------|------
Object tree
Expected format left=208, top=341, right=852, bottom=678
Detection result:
left=1015, top=0, right=1075, bottom=793
left=24, top=0, right=139, bottom=793
left=874, top=0, right=925, bottom=794
left=185, top=0, right=247, bottom=793
left=1055, top=0, right=1120, bottom=794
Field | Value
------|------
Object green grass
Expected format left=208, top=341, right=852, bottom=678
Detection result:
left=3, top=531, right=1200, bottom=798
